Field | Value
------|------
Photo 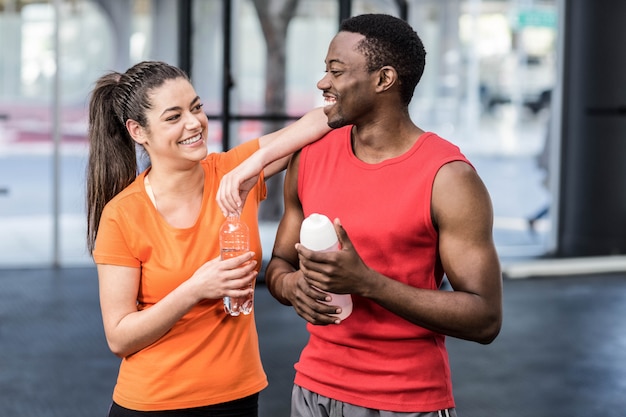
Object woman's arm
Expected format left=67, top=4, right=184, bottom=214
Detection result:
left=216, top=107, right=330, bottom=216
left=97, top=264, right=198, bottom=358
left=256, top=107, right=330, bottom=178
left=97, top=251, right=258, bottom=357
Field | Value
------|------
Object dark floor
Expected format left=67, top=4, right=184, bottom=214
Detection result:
left=1, top=267, right=626, bottom=417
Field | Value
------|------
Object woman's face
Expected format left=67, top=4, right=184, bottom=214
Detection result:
left=137, top=77, right=209, bottom=168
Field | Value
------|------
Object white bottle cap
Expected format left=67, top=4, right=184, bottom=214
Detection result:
left=300, top=213, right=338, bottom=251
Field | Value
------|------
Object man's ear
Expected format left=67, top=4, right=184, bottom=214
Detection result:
left=376, top=66, right=398, bottom=92
left=126, top=119, right=146, bottom=145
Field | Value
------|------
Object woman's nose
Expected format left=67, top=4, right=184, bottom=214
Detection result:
left=185, top=112, right=202, bottom=129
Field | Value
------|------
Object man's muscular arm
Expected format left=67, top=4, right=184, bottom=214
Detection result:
left=265, top=152, right=340, bottom=325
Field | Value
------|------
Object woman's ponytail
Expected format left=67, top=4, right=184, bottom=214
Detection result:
left=86, top=73, right=137, bottom=253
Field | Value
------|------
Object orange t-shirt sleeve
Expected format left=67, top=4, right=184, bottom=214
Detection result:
left=93, top=198, right=142, bottom=268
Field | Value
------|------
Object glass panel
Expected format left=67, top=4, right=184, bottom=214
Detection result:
left=189, top=0, right=559, bottom=257
left=0, top=0, right=171, bottom=267
left=286, top=0, right=337, bottom=113
left=210, top=0, right=338, bottom=148
left=191, top=0, right=223, bottom=116
left=191, top=0, right=223, bottom=153
left=408, top=0, right=558, bottom=257
left=231, top=0, right=265, bottom=116
left=229, top=0, right=337, bottom=122
left=0, top=1, right=108, bottom=266
left=352, top=0, right=401, bottom=15
left=0, top=2, right=54, bottom=266
left=0, top=0, right=561, bottom=267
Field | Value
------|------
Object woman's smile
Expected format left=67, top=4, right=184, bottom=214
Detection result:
left=178, top=133, right=203, bottom=146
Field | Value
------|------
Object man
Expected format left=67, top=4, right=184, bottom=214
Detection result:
left=265, top=14, right=502, bottom=417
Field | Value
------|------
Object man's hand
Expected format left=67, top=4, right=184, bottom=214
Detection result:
left=288, top=270, right=343, bottom=325
left=296, top=218, right=371, bottom=298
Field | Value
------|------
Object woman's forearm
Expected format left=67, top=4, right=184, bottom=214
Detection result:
left=257, top=107, right=330, bottom=168
left=216, top=107, right=330, bottom=215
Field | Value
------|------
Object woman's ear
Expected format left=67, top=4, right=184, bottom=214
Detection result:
left=126, top=119, right=147, bottom=145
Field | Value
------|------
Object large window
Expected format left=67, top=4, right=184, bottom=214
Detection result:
left=0, top=0, right=163, bottom=266
left=0, top=0, right=559, bottom=267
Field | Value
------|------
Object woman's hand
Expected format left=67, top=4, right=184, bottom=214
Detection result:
left=190, top=252, right=258, bottom=300
left=216, top=107, right=331, bottom=216
left=216, top=153, right=264, bottom=216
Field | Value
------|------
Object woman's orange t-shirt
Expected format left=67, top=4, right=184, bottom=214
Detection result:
left=93, top=139, right=267, bottom=411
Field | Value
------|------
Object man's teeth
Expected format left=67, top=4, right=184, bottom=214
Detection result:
left=179, top=134, right=201, bottom=145
left=324, top=97, right=336, bottom=106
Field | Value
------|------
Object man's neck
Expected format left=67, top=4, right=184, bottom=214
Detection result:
left=351, top=121, right=424, bottom=164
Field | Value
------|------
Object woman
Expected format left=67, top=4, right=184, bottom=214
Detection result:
left=86, top=60, right=330, bottom=416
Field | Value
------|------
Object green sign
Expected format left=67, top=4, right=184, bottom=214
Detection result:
left=517, top=9, right=557, bottom=28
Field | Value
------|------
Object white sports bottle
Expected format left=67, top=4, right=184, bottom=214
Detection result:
left=299, top=213, right=353, bottom=320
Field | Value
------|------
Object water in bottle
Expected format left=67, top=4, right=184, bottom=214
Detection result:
left=219, top=214, right=254, bottom=316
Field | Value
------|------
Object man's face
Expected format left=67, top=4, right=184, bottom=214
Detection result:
left=317, top=31, right=378, bottom=129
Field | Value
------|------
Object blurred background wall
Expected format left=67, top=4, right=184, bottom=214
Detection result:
left=4, top=0, right=619, bottom=269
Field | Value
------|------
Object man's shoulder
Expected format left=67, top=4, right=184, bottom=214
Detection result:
left=305, top=125, right=351, bottom=150
left=420, top=132, right=468, bottom=158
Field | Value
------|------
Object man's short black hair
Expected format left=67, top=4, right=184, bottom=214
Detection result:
left=340, top=14, right=426, bottom=105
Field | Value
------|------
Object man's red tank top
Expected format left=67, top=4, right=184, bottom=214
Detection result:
left=295, top=125, right=472, bottom=412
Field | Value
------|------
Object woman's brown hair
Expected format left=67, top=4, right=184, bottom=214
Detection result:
left=86, top=61, right=188, bottom=253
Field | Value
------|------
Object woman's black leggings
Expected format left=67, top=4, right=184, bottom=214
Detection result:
left=107, top=393, right=259, bottom=417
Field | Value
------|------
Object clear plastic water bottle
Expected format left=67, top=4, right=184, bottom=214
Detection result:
left=300, top=213, right=353, bottom=321
left=219, top=214, right=254, bottom=316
